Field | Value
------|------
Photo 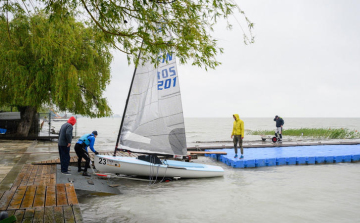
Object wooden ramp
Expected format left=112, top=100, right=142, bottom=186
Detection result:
left=56, top=165, right=120, bottom=195
left=0, top=164, right=83, bottom=222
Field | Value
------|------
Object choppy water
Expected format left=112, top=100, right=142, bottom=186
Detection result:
left=78, top=160, right=360, bottom=223
left=59, top=117, right=360, bottom=223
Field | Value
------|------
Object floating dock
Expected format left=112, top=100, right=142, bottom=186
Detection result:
left=205, top=144, right=360, bottom=168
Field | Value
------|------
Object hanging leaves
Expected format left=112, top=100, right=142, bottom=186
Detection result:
left=1, top=0, right=254, bottom=69
left=0, top=11, right=112, bottom=117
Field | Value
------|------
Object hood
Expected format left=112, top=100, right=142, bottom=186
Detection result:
left=233, top=114, right=240, bottom=121
left=67, top=116, right=76, bottom=126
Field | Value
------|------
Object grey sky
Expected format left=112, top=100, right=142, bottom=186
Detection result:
left=104, top=0, right=360, bottom=118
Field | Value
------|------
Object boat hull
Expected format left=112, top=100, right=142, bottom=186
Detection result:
left=94, top=155, right=224, bottom=178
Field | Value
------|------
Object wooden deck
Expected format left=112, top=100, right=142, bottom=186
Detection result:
left=0, top=164, right=83, bottom=222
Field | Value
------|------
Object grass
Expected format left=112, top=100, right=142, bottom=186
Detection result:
left=248, top=128, right=360, bottom=139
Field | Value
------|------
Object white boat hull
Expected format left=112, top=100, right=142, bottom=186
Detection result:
left=94, top=155, right=224, bottom=178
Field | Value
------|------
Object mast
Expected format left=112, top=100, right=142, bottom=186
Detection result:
left=113, top=43, right=144, bottom=156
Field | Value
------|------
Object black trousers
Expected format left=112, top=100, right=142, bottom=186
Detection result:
left=74, top=143, right=90, bottom=172
left=58, top=146, right=70, bottom=173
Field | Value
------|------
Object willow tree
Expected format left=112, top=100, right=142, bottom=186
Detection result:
left=0, top=9, right=113, bottom=136
left=1, top=1, right=254, bottom=136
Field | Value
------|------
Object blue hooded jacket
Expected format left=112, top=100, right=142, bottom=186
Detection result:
left=76, top=133, right=97, bottom=153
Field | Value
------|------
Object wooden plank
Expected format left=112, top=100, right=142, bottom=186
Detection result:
left=26, top=165, right=39, bottom=186
left=14, top=210, right=25, bottom=223
left=0, top=186, right=17, bottom=211
left=33, top=207, right=45, bottom=223
left=13, top=171, right=26, bottom=187
left=19, top=165, right=30, bottom=174
left=21, top=185, right=37, bottom=208
left=72, top=205, right=83, bottom=223
left=45, top=185, right=56, bottom=207
left=20, top=165, right=34, bottom=186
left=54, top=206, right=64, bottom=223
left=0, top=191, right=4, bottom=201
left=44, top=166, right=51, bottom=185
left=56, top=184, right=67, bottom=206
left=50, top=173, right=56, bottom=186
left=63, top=206, right=75, bottom=223
left=22, top=208, right=35, bottom=223
left=39, top=167, right=46, bottom=186
left=33, top=185, right=46, bottom=207
left=26, top=165, right=41, bottom=186
left=20, top=164, right=30, bottom=172
left=44, top=207, right=55, bottom=223
left=34, top=165, right=44, bottom=185
left=65, top=183, right=78, bottom=205
left=5, top=210, right=15, bottom=217
left=7, top=186, right=27, bottom=210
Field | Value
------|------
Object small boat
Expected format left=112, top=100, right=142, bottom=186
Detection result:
left=95, top=41, right=224, bottom=179
left=94, top=156, right=224, bottom=178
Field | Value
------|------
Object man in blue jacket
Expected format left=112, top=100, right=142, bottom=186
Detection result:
left=74, top=131, right=99, bottom=176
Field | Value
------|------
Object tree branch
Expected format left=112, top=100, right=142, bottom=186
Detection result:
left=80, top=0, right=138, bottom=37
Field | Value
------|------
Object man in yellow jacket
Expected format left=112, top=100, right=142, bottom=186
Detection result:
left=231, top=114, right=244, bottom=159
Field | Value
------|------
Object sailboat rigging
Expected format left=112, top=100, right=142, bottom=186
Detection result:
left=113, top=42, right=144, bottom=157
left=94, top=26, right=224, bottom=178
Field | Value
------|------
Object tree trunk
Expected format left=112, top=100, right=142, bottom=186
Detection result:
left=17, top=106, right=37, bottom=137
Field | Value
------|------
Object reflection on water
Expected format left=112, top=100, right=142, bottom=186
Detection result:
left=78, top=157, right=360, bottom=223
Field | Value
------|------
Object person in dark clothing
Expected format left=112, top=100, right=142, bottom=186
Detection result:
left=274, top=115, right=284, bottom=141
left=58, top=116, right=76, bottom=175
left=74, top=131, right=99, bottom=177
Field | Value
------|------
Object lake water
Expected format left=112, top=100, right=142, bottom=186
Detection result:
left=61, top=117, right=360, bottom=223
left=78, top=162, right=360, bottom=223
left=50, top=117, right=360, bottom=148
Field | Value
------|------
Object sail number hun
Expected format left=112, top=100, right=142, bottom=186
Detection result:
left=158, top=66, right=177, bottom=90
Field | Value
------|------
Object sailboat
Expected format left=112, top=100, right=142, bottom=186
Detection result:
left=94, top=48, right=224, bottom=178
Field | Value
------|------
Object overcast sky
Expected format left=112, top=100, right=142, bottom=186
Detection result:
left=104, top=0, right=360, bottom=118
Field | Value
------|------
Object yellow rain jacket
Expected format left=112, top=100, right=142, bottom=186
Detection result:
left=231, top=114, right=244, bottom=136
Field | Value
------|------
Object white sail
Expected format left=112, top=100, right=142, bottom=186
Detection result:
left=120, top=53, right=187, bottom=156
